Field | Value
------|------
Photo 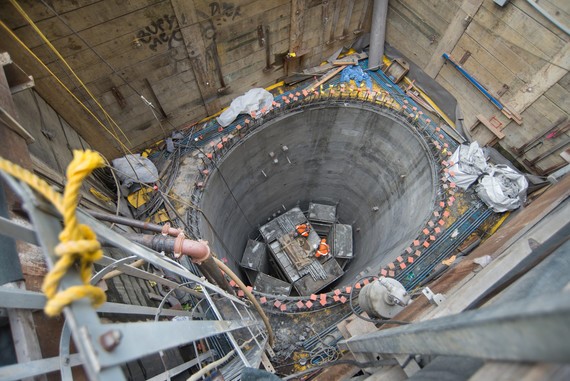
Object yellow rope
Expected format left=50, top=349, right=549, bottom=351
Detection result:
left=0, top=157, right=64, bottom=213
left=0, top=151, right=107, bottom=316
left=8, top=0, right=131, bottom=145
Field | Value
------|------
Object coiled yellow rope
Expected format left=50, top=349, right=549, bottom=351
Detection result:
left=0, top=150, right=107, bottom=316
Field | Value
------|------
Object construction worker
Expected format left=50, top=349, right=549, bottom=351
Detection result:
left=295, top=223, right=310, bottom=238
left=315, top=238, right=330, bottom=258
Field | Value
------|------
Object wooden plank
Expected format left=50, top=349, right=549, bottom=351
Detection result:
left=204, top=0, right=290, bottom=65
left=320, top=0, right=332, bottom=54
left=218, top=14, right=290, bottom=68
left=505, top=43, right=570, bottom=114
left=385, top=7, right=430, bottom=67
left=544, top=82, right=570, bottom=114
left=10, top=0, right=165, bottom=50
left=481, top=0, right=566, bottom=60
left=509, top=0, right=570, bottom=41
left=450, top=34, right=520, bottom=99
left=31, top=32, right=186, bottom=97
left=470, top=7, right=545, bottom=70
left=288, top=0, right=305, bottom=73
left=0, top=28, right=122, bottom=157
left=471, top=4, right=559, bottom=71
left=424, top=0, right=484, bottom=77
left=391, top=0, right=453, bottom=37
left=473, top=114, right=505, bottom=139
left=170, top=0, right=221, bottom=115
left=437, top=63, right=497, bottom=128
left=500, top=101, right=564, bottom=154
left=58, top=116, right=84, bottom=150
left=11, top=89, right=64, bottom=172
left=464, top=18, right=535, bottom=81
left=27, top=1, right=173, bottom=65
left=192, top=0, right=284, bottom=36
left=340, top=0, right=357, bottom=39
left=0, top=0, right=101, bottom=29
left=289, top=0, right=304, bottom=54
left=306, top=65, right=345, bottom=92
left=530, top=94, right=569, bottom=124
left=328, top=0, right=342, bottom=44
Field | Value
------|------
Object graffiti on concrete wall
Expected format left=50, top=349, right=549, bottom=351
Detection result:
left=208, top=2, right=242, bottom=22
left=136, top=15, right=183, bottom=51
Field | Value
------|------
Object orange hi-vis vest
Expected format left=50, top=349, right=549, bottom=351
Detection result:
left=316, top=238, right=330, bottom=257
left=296, top=223, right=310, bottom=237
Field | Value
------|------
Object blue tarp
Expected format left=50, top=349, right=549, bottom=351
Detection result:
left=339, top=65, right=373, bottom=90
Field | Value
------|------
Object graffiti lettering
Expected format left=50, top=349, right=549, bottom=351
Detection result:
left=136, top=15, right=183, bottom=51
left=209, top=2, right=241, bottom=21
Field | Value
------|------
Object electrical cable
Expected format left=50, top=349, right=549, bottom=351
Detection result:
left=9, top=0, right=131, bottom=145
left=348, top=276, right=410, bottom=325
left=0, top=19, right=130, bottom=154
left=38, top=0, right=179, bottom=135
left=1, top=13, right=169, bottom=196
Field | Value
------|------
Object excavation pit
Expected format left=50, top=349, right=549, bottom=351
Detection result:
left=198, top=101, right=438, bottom=295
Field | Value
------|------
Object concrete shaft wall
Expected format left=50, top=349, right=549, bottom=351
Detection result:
left=199, top=103, right=437, bottom=287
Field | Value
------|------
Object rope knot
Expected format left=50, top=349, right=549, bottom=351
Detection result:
left=41, top=150, right=108, bottom=316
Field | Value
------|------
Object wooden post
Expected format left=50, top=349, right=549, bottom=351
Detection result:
left=0, top=54, right=47, bottom=381
left=170, top=0, right=222, bottom=116
left=424, top=0, right=484, bottom=78
left=287, top=0, right=305, bottom=74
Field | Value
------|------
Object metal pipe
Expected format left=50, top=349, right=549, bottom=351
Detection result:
left=367, top=0, right=389, bottom=70
left=199, top=256, right=236, bottom=295
left=123, top=233, right=210, bottom=262
left=87, top=210, right=182, bottom=237
left=123, top=233, right=234, bottom=295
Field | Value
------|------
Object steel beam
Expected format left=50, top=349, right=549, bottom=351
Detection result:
left=0, top=354, right=82, bottom=381
left=0, top=286, right=195, bottom=318
left=90, top=319, right=261, bottom=367
left=341, top=292, right=570, bottom=362
left=0, top=215, right=38, bottom=244
left=145, top=351, right=212, bottom=381
left=0, top=173, right=127, bottom=381
left=97, top=256, right=204, bottom=299
left=77, top=209, right=245, bottom=305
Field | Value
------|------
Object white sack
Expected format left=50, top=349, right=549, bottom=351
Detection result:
left=475, top=165, right=528, bottom=212
left=112, top=154, right=159, bottom=188
left=447, top=142, right=488, bottom=189
left=216, top=88, right=273, bottom=127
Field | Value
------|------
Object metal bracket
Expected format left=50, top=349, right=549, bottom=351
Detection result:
left=422, top=287, right=446, bottom=306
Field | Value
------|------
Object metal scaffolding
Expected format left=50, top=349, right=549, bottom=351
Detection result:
left=0, top=172, right=269, bottom=381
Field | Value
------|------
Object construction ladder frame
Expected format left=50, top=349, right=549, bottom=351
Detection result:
left=0, top=172, right=268, bottom=381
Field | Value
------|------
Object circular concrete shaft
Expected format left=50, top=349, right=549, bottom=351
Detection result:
left=198, top=102, right=438, bottom=290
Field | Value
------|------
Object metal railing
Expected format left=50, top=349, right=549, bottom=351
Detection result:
left=0, top=171, right=268, bottom=381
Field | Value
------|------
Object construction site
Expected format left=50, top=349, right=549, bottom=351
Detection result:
left=0, top=0, right=569, bottom=380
